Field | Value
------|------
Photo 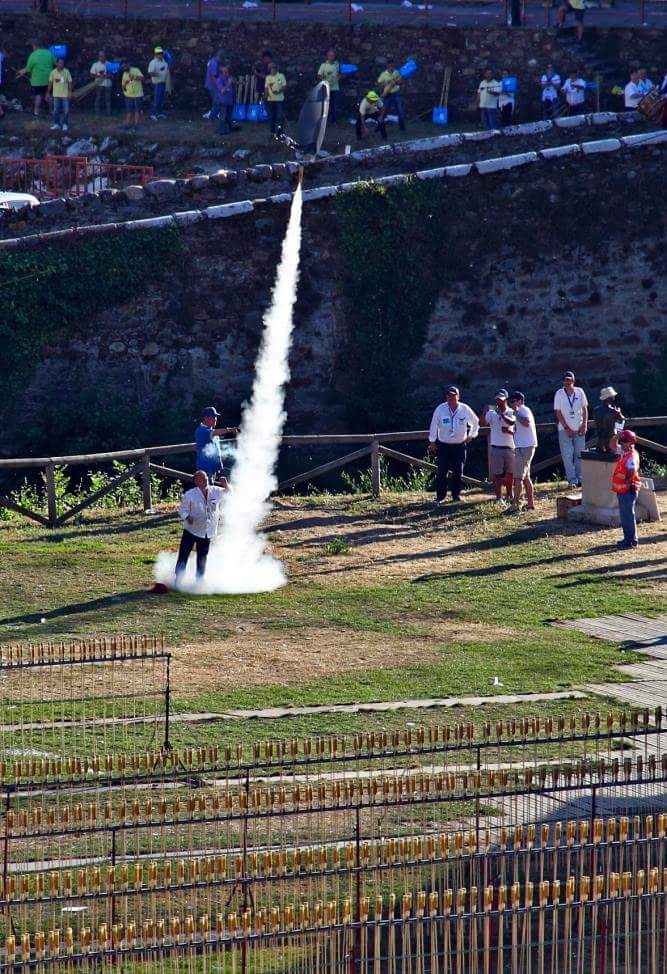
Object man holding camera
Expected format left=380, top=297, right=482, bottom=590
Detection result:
left=480, top=390, right=516, bottom=506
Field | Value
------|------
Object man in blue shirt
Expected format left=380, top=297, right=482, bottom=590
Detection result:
left=195, top=406, right=237, bottom=483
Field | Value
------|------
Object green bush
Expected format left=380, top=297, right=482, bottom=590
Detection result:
left=0, top=227, right=182, bottom=401
left=335, top=180, right=449, bottom=431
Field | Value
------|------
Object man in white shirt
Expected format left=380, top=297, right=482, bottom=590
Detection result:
left=175, top=470, right=225, bottom=584
left=637, top=69, right=654, bottom=96
left=554, top=370, right=588, bottom=488
left=541, top=65, right=561, bottom=119
left=509, top=391, right=537, bottom=511
left=427, top=385, right=480, bottom=504
left=562, top=72, right=586, bottom=114
left=148, top=47, right=169, bottom=121
left=480, top=390, right=516, bottom=506
left=624, top=71, right=642, bottom=110
left=90, top=50, right=113, bottom=116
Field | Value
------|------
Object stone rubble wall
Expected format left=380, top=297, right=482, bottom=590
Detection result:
left=6, top=131, right=666, bottom=436
left=0, top=111, right=654, bottom=240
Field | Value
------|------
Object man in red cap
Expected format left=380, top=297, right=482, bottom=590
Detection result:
left=611, top=430, right=641, bottom=549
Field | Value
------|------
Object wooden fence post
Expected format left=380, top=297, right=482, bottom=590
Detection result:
left=44, top=462, right=57, bottom=527
left=142, top=452, right=153, bottom=513
left=370, top=439, right=381, bottom=498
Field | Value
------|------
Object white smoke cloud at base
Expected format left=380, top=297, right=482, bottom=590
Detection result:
left=154, top=186, right=303, bottom=595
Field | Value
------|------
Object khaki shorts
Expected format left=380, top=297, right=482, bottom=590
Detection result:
left=490, top=446, right=515, bottom=477
left=513, top=446, right=535, bottom=480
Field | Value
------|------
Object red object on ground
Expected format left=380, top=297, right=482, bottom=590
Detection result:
left=150, top=582, right=171, bottom=594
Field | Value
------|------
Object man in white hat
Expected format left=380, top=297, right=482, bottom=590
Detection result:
left=148, top=46, right=169, bottom=121
left=594, top=387, right=624, bottom=455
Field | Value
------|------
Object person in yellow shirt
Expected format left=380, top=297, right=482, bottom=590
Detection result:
left=557, top=0, right=585, bottom=41
left=356, top=90, right=387, bottom=140
left=264, top=62, right=286, bottom=135
left=377, top=59, right=406, bottom=132
left=121, top=60, right=144, bottom=132
left=317, top=49, right=340, bottom=122
left=47, top=57, right=72, bottom=131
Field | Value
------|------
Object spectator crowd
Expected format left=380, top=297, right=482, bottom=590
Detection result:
left=5, top=38, right=667, bottom=138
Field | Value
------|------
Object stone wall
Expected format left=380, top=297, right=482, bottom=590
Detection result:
left=6, top=140, right=665, bottom=449
left=2, top=14, right=663, bottom=121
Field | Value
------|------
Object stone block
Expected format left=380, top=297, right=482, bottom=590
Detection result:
left=122, top=184, right=146, bottom=202
left=581, top=139, right=622, bottom=155
left=144, top=178, right=178, bottom=200
left=555, top=115, right=586, bottom=128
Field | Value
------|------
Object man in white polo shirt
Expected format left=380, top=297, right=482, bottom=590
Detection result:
left=554, top=370, right=588, bottom=488
left=509, top=391, right=537, bottom=511
left=427, top=385, right=480, bottom=505
left=175, top=469, right=226, bottom=585
left=480, top=389, right=516, bottom=506
left=624, top=71, right=642, bottom=110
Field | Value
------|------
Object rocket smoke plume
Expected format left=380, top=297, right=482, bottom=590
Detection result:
left=154, top=186, right=303, bottom=594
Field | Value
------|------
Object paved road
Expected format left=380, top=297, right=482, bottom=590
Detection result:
left=5, top=0, right=666, bottom=26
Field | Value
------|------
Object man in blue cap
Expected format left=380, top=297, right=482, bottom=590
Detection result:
left=195, top=406, right=238, bottom=484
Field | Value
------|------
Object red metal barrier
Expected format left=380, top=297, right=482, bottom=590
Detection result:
left=0, top=157, right=154, bottom=200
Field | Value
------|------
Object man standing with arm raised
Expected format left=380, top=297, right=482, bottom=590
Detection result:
left=427, top=386, right=479, bottom=505
left=554, top=370, right=588, bottom=488
left=195, top=405, right=238, bottom=486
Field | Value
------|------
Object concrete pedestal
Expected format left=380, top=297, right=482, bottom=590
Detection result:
left=567, top=453, right=660, bottom=526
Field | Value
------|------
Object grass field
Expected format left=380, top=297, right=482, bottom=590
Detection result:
left=0, top=485, right=664, bottom=755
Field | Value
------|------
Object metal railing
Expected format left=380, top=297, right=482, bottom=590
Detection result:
left=10, top=0, right=667, bottom=27
left=0, top=156, right=154, bottom=201
left=0, top=416, right=665, bottom=526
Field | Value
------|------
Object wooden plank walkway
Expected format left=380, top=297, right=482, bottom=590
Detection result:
left=551, top=613, right=667, bottom=711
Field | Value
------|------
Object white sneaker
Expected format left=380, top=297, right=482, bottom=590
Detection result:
left=202, top=111, right=211, bottom=119
left=495, top=498, right=507, bottom=507
left=50, top=123, right=60, bottom=130
left=149, top=114, right=158, bottom=121
left=62, top=124, right=69, bottom=131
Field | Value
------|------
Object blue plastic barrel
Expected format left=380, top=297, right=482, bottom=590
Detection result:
left=340, top=64, right=358, bottom=75
left=399, top=59, right=417, bottom=79
left=106, top=61, right=121, bottom=74
left=502, top=76, right=518, bottom=93
left=432, top=107, right=448, bottom=125
left=232, top=104, right=248, bottom=121
left=247, top=104, right=260, bottom=122
left=49, top=44, right=68, bottom=59
left=163, top=49, right=174, bottom=66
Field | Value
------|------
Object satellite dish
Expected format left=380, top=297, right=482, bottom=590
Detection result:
left=275, top=80, right=330, bottom=163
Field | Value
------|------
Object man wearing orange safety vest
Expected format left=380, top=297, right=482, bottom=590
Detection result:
left=611, top=430, right=641, bottom=549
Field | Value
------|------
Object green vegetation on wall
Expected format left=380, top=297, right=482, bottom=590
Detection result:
left=335, top=180, right=449, bottom=431
left=0, top=227, right=182, bottom=398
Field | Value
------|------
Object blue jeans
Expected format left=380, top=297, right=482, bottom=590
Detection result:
left=218, top=103, right=234, bottom=133
left=328, top=89, right=340, bottom=123
left=151, top=82, right=166, bottom=115
left=481, top=107, right=497, bottom=129
left=53, top=96, right=70, bottom=127
left=558, top=429, right=585, bottom=485
left=207, top=89, right=221, bottom=119
left=384, top=92, right=406, bottom=131
left=617, top=489, right=638, bottom=545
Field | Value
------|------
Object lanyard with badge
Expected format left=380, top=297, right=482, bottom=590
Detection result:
left=448, top=406, right=459, bottom=438
left=565, top=390, right=577, bottom=420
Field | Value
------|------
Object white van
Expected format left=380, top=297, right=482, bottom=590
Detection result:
left=0, top=191, right=40, bottom=210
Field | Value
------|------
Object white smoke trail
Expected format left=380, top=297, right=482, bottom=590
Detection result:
left=154, top=186, right=303, bottom=594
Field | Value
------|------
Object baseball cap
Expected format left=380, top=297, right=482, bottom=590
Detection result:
left=367, top=90, right=379, bottom=101
left=509, top=391, right=525, bottom=402
left=618, top=430, right=637, bottom=444
left=202, top=406, right=220, bottom=419
left=599, top=386, right=617, bottom=401
left=495, top=389, right=509, bottom=401
left=154, top=46, right=164, bottom=53
left=445, top=385, right=459, bottom=396
left=563, top=371, right=575, bottom=380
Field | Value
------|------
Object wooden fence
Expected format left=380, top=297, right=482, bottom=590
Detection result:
left=0, top=417, right=665, bottom=527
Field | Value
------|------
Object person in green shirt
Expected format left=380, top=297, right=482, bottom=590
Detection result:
left=16, top=40, right=55, bottom=117
left=317, top=50, right=340, bottom=122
